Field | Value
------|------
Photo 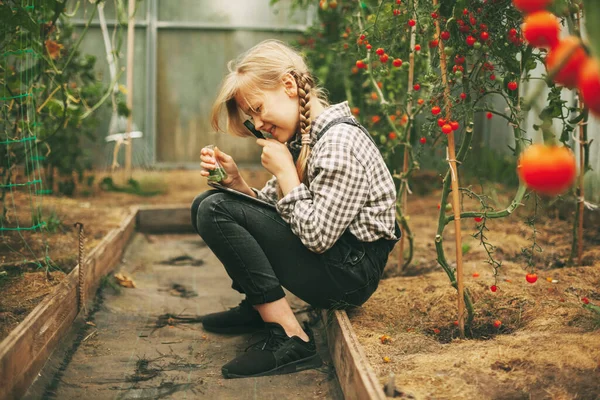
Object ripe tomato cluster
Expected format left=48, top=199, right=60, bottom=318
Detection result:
left=517, top=0, right=600, bottom=117
left=513, top=0, right=584, bottom=197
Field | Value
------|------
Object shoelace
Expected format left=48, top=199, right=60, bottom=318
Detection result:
left=244, top=329, right=288, bottom=352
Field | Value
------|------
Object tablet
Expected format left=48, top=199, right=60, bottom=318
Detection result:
left=207, top=181, right=276, bottom=209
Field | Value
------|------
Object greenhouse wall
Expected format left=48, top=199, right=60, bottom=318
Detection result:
left=68, top=0, right=311, bottom=170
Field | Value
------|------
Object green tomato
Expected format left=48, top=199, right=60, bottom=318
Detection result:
left=444, top=47, right=454, bottom=56
left=455, top=70, right=463, bottom=79
left=474, top=42, right=482, bottom=50
left=379, top=135, right=387, bottom=144
left=482, top=45, right=489, bottom=52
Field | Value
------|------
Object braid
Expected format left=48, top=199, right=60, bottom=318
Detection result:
left=297, top=74, right=312, bottom=139
left=276, top=72, right=313, bottom=200
left=294, top=72, right=313, bottom=187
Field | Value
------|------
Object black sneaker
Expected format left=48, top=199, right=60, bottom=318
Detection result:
left=221, top=322, right=322, bottom=379
left=202, top=299, right=265, bottom=334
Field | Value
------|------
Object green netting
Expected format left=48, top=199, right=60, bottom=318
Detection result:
left=1, top=0, right=52, bottom=270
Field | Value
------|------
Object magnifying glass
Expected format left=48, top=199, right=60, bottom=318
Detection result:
left=243, top=120, right=267, bottom=140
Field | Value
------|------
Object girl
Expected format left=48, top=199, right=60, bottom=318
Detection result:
left=191, top=40, right=400, bottom=379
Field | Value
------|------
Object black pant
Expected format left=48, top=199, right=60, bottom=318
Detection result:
left=191, top=190, right=399, bottom=309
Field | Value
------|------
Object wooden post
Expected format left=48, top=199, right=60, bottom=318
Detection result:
left=433, top=0, right=465, bottom=337
left=576, top=12, right=585, bottom=266
left=125, top=0, right=135, bottom=178
left=398, top=0, right=418, bottom=272
left=577, top=119, right=585, bottom=265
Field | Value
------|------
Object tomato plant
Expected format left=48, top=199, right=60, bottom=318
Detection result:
left=279, top=0, right=594, bottom=331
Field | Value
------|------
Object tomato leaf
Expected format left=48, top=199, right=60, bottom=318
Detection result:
left=583, top=303, right=600, bottom=315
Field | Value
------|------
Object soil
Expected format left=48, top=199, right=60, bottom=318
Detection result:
left=350, top=183, right=600, bottom=400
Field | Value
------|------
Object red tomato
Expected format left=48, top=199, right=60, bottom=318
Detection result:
left=525, top=273, right=538, bottom=284
left=517, top=144, right=576, bottom=195
left=490, top=285, right=497, bottom=292
left=393, top=58, right=403, bottom=67
left=455, top=55, right=466, bottom=64
left=508, top=81, right=518, bottom=91
left=437, top=118, right=446, bottom=127
left=512, top=0, right=552, bottom=13
left=429, top=39, right=439, bottom=48
left=523, top=11, right=560, bottom=48
left=415, top=44, right=421, bottom=51
left=408, top=19, right=416, bottom=27
left=450, top=121, right=460, bottom=131
left=545, top=36, right=588, bottom=89
left=356, top=60, right=367, bottom=69
left=441, top=31, right=450, bottom=41
left=480, top=31, right=489, bottom=41
left=493, top=320, right=502, bottom=328
left=388, top=132, right=397, bottom=140
left=379, top=54, right=389, bottom=63
left=474, top=216, right=483, bottom=222
left=376, top=47, right=385, bottom=55
left=419, top=137, right=426, bottom=144
left=442, top=124, right=452, bottom=134
left=431, top=106, right=441, bottom=115
left=578, top=57, right=600, bottom=117
left=466, top=36, right=477, bottom=46
left=413, top=83, right=421, bottom=91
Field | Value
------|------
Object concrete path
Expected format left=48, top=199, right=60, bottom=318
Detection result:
left=25, top=233, right=343, bottom=399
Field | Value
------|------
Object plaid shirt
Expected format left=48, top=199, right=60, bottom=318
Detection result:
left=252, top=102, right=398, bottom=253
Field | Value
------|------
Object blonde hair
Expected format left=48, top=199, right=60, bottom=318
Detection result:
left=210, top=39, right=328, bottom=189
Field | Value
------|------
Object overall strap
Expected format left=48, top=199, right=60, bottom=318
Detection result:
left=290, top=116, right=376, bottom=162
left=316, top=116, right=377, bottom=146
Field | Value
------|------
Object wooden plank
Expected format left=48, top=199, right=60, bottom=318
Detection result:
left=137, top=204, right=195, bottom=233
left=322, top=309, right=386, bottom=400
left=84, top=208, right=138, bottom=300
left=0, top=273, right=78, bottom=400
left=0, top=208, right=138, bottom=400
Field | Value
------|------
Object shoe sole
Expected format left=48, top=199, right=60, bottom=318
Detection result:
left=222, top=353, right=323, bottom=379
left=202, top=322, right=265, bottom=334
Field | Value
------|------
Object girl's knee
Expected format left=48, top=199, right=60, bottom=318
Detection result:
left=195, top=192, right=230, bottom=235
left=191, top=190, right=221, bottom=234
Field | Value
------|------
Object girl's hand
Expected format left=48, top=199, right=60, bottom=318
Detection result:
left=256, top=139, right=296, bottom=178
left=200, top=146, right=241, bottom=187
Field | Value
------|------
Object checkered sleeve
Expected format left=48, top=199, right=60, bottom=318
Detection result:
left=251, top=175, right=278, bottom=205
left=276, top=142, right=369, bottom=253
